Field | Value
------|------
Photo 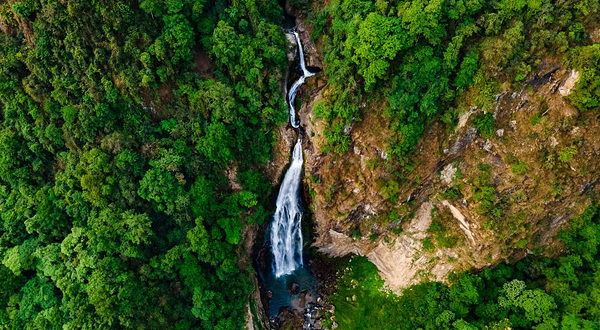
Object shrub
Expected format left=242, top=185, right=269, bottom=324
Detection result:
left=473, top=113, right=495, bottom=139
left=511, top=161, right=529, bottom=175
left=569, top=44, right=600, bottom=111
left=557, top=146, right=577, bottom=163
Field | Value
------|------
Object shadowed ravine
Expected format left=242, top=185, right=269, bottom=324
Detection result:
left=261, top=27, right=319, bottom=325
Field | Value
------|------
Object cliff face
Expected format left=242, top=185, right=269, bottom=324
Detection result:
left=278, top=21, right=600, bottom=292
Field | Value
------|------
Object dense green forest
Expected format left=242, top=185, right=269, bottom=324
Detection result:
left=0, top=0, right=287, bottom=329
left=331, top=204, right=600, bottom=330
left=1, top=0, right=599, bottom=329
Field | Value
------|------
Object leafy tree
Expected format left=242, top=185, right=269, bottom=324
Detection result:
left=569, top=44, right=600, bottom=111
left=348, top=12, right=406, bottom=89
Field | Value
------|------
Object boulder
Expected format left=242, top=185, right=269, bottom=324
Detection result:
left=285, top=33, right=298, bottom=62
left=288, top=282, right=300, bottom=295
left=299, top=290, right=307, bottom=308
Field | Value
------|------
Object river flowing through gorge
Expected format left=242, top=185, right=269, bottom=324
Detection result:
left=259, top=26, right=320, bottom=327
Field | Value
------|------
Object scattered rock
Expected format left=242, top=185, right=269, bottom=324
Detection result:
left=482, top=139, right=493, bottom=153
left=407, top=201, right=434, bottom=234
left=441, top=200, right=477, bottom=246
left=316, top=296, right=324, bottom=306
left=591, top=28, right=600, bottom=43
left=440, top=164, right=457, bottom=185
left=496, top=128, right=504, bottom=137
left=447, top=127, right=477, bottom=155
left=494, top=91, right=507, bottom=102
left=558, top=70, right=580, bottom=96
left=515, top=99, right=528, bottom=112
left=457, top=107, right=477, bottom=131
left=317, top=77, right=326, bottom=89
left=378, top=149, right=388, bottom=160
left=225, top=165, right=242, bottom=191
left=343, top=124, right=352, bottom=134
left=571, top=127, right=581, bottom=137
left=299, top=290, right=307, bottom=308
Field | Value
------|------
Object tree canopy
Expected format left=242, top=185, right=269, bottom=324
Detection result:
left=0, top=0, right=287, bottom=328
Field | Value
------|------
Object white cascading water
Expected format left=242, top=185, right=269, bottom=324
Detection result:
left=288, top=31, right=315, bottom=128
left=270, top=30, right=315, bottom=277
left=270, top=139, right=304, bottom=277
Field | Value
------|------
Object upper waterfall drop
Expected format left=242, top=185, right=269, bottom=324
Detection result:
left=294, top=31, right=314, bottom=78
left=288, top=31, right=315, bottom=128
left=270, top=139, right=304, bottom=277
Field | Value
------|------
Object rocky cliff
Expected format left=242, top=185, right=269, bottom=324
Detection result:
left=267, top=19, right=600, bottom=293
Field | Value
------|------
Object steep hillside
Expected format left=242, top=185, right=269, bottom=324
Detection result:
left=304, top=57, right=599, bottom=291
left=279, top=0, right=600, bottom=294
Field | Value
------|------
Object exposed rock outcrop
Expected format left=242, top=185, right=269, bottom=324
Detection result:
left=296, top=22, right=323, bottom=69
left=285, top=33, right=298, bottom=62
left=558, top=70, right=580, bottom=96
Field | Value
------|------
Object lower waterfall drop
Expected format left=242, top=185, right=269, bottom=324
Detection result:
left=270, top=139, right=304, bottom=277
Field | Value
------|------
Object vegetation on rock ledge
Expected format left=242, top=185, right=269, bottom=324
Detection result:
left=332, top=205, right=600, bottom=330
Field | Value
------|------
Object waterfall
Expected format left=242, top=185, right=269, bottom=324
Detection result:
left=270, top=139, right=304, bottom=277
left=270, top=30, right=315, bottom=278
left=288, top=32, right=315, bottom=129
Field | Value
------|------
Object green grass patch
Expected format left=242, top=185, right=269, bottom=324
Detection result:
left=331, top=256, right=403, bottom=329
left=429, top=211, right=461, bottom=249
left=558, top=145, right=577, bottom=163
left=511, top=161, right=529, bottom=175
